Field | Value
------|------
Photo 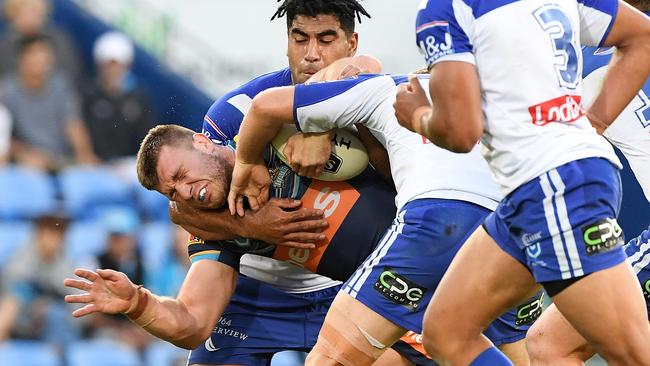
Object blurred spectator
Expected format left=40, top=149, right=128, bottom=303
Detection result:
left=97, top=208, right=144, bottom=287
left=82, top=32, right=154, bottom=175
left=88, top=208, right=152, bottom=350
left=146, top=225, right=191, bottom=297
left=0, top=209, right=80, bottom=349
left=0, top=103, right=11, bottom=164
left=84, top=32, right=154, bottom=159
left=0, top=34, right=97, bottom=171
left=0, top=0, right=82, bottom=82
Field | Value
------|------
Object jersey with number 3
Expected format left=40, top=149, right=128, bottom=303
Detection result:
left=416, top=0, right=620, bottom=195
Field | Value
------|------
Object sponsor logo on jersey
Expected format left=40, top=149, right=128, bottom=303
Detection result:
left=526, top=243, right=542, bottom=259
left=187, top=234, right=205, bottom=245
left=416, top=21, right=453, bottom=64
left=522, top=231, right=543, bottom=246
left=374, top=267, right=427, bottom=311
left=210, top=316, right=249, bottom=342
left=204, top=337, right=220, bottom=352
left=270, top=165, right=292, bottom=188
left=273, top=180, right=360, bottom=271
left=643, top=279, right=650, bottom=300
left=515, top=292, right=544, bottom=326
left=528, top=95, right=583, bottom=126
left=581, top=218, right=624, bottom=255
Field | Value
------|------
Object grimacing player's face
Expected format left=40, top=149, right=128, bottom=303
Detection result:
left=287, top=14, right=358, bottom=84
left=155, top=140, right=230, bottom=209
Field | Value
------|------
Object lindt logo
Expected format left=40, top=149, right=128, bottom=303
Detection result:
left=528, top=95, right=584, bottom=126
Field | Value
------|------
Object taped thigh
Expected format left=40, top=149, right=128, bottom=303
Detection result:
left=311, top=307, right=389, bottom=366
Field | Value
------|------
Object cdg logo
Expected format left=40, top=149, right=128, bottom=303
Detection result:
left=517, top=295, right=544, bottom=319
left=379, top=271, right=423, bottom=302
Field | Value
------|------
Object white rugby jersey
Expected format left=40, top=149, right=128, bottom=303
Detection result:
left=416, top=0, right=620, bottom=195
left=293, top=74, right=502, bottom=211
left=582, top=46, right=650, bottom=202
left=240, top=255, right=341, bottom=294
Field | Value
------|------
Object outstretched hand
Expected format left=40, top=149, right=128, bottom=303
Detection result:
left=64, top=268, right=138, bottom=318
left=227, top=159, right=271, bottom=216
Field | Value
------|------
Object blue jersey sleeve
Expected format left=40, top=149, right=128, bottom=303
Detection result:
left=577, top=0, right=618, bottom=47
left=416, top=0, right=474, bottom=68
left=202, top=93, right=250, bottom=144
left=202, top=68, right=293, bottom=144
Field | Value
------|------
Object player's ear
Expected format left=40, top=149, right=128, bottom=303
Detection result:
left=192, top=133, right=212, bottom=152
left=347, top=32, right=359, bottom=56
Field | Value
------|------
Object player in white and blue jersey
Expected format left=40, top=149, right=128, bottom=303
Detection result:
left=524, top=2, right=650, bottom=363
left=392, top=0, right=650, bottom=364
left=74, top=2, right=388, bottom=366
left=226, top=61, right=545, bottom=365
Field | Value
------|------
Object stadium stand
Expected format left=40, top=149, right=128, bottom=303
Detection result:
left=0, top=340, right=62, bottom=366
left=58, top=165, right=133, bottom=219
left=63, top=219, right=108, bottom=263
left=0, top=165, right=56, bottom=220
left=67, top=339, right=142, bottom=366
left=144, top=341, right=189, bottom=366
left=0, top=221, right=32, bottom=267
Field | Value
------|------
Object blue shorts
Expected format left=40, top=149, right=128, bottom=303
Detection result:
left=341, top=198, right=537, bottom=344
left=188, top=275, right=340, bottom=366
left=484, top=158, right=627, bottom=283
left=625, top=225, right=650, bottom=318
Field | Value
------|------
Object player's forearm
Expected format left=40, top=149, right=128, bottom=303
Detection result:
left=126, top=263, right=237, bottom=349
left=310, top=55, right=383, bottom=82
left=170, top=201, right=242, bottom=240
left=424, top=63, right=483, bottom=153
left=236, top=87, right=295, bottom=164
left=587, top=44, right=650, bottom=133
left=129, top=293, right=210, bottom=349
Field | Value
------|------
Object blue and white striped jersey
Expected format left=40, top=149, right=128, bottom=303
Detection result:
left=293, top=74, right=502, bottom=211
left=415, top=0, right=620, bottom=195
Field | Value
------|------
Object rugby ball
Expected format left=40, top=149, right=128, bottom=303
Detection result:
left=271, top=125, right=369, bottom=181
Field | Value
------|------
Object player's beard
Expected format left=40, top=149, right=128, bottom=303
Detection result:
left=199, top=150, right=233, bottom=208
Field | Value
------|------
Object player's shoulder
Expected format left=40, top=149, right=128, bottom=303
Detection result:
left=417, top=0, right=523, bottom=20
left=203, top=68, right=292, bottom=142
left=209, top=67, right=292, bottom=112
left=231, top=67, right=293, bottom=99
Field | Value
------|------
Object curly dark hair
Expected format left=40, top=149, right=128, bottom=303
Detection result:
left=271, top=0, right=371, bottom=35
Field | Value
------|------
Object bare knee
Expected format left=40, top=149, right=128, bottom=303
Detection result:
left=526, top=323, right=555, bottom=364
left=420, top=309, right=445, bottom=358
left=420, top=309, right=467, bottom=360
left=526, top=322, right=592, bottom=366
